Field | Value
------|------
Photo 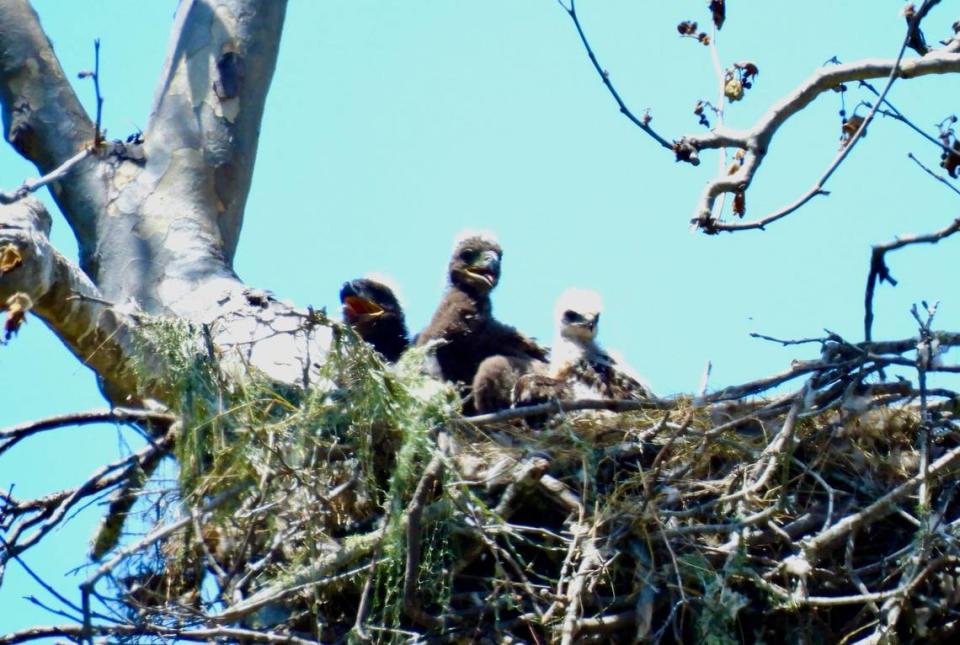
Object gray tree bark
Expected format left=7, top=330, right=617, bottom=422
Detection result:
left=3, top=5, right=960, bottom=644
left=0, top=0, right=329, bottom=407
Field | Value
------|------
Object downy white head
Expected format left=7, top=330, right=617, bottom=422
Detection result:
left=552, top=288, right=604, bottom=366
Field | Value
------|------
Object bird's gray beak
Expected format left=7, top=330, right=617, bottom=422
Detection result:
left=465, top=250, right=500, bottom=287
left=476, top=250, right=500, bottom=273
left=587, top=313, right=599, bottom=331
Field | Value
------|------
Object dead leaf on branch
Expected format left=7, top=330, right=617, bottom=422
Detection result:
left=727, top=150, right=746, bottom=175
left=3, top=292, right=32, bottom=342
left=724, top=63, right=759, bottom=102
left=736, top=61, right=759, bottom=81
left=694, top=100, right=715, bottom=128
left=942, top=141, right=960, bottom=178
left=709, top=0, right=726, bottom=30
left=841, top=115, right=867, bottom=148
left=733, top=190, right=746, bottom=217
left=0, top=243, right=22, bottom=273
left=677, top=20, right=711, bottom=46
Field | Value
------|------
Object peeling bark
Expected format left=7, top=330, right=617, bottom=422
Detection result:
left=0, top=195, right=330, bottom=403
left=88, top=0, right=287, bottom=309
left=0, top=0, right=319, bottom=407
left=149, top=0, right=286, bottom=264
left=0, top=0, right=288, bottom=306
left=0, top=197, right=144, bottom=399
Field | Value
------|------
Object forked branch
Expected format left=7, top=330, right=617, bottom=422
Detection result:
left=561, top=0, right=960, bottom=233
left=864, top=216, right=960, bottom=341
left=0, top=0, right=105, bottom=245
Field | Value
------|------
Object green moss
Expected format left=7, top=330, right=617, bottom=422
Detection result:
left=125, top=316, right=462, bottom=638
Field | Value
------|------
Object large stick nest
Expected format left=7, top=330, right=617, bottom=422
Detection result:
left=60, top=323, right=960, bottom=643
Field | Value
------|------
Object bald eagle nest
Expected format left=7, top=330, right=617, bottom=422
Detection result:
left=100, top=321, right=960, bottom=644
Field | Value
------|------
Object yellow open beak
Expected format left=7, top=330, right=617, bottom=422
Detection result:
left=343, top=295, right=384, bottom=322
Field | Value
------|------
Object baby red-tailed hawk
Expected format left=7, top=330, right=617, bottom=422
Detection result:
left=545, top=288, right=652, bottom=401
left=339, top=276, right=409, bottom=363
left=416, top=232, right=547, bottom=411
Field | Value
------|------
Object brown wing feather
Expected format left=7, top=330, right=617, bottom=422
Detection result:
left=485, top=320, right=549, bottom=362
left=570, top=352, right=652, bottom=400
left=417, top=288, right=547, bottom=387
left=513, top=372, right=569, bottom=407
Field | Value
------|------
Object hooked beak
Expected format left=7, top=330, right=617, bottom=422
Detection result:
left=465, top=251, right=500, bottom=288
left=342, top=296, right=384, bottom=323
left=340, top=281, right=385, bottom=323
left=566, top=312, right=599, bottom=337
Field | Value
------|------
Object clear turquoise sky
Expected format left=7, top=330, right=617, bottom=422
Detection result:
left=2, top=1, right=959, bottom=636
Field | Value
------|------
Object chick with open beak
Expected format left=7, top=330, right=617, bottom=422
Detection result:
left=416, top=232, right=547, bottom=412
left=339, top=277, right=409, bottom=363
left=449, top=237, right=501, bottom=294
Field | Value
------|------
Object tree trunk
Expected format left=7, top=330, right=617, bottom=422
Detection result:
left=0, top=0, right=329, bottom=406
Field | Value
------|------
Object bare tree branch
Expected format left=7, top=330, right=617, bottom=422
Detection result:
left=864, top=216, right=960, bottom=341
left=213, top=528, right=384, bottom=624
left=84, top=485, right=238, bottom=593
left=0, top=407, right=174, bottom=454
left=1, top=429, right=175, bottom=569
left=560, top=525, right=602, bottom=645
left=0, top=0, right=108, bottom=256
left=464, top=397, right=668, bottom=426
left=802, top=443, right=960, bottom=560
left=0, top=149, right=92, bottom=205
left=1, top=192, right=333, bottom=399
left=904, top=0, right=942, bottom=55
left=908, top=151, right=960, bottom=197
left=695, top=33, right=958, bottom=231
left=0, top=623, right=321, bottom=645
left=558, top=0, right=673, bottom=152
left=559, top=0, right=960, bottom=234
left=0, top=197, right=149, bottom=399
left=864, top=85, right=957, bottom=157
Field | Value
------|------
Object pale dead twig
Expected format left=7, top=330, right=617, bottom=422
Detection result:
left=0, top=149, right=92, bottom=205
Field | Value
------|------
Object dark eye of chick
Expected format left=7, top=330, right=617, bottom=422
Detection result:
left=460, top=249, right=478, bottom=263
left=563, top=310, right=583, bottom=324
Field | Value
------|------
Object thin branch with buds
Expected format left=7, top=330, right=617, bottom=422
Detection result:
left=78, top=39, right=104, bottom=146
left=559, top=0, right=959, bottom=233
left=557, top=0, right=673, bottom=152
left=697, top=0, right=943, bottom=233
left=908, top=151, right=960, bottom=197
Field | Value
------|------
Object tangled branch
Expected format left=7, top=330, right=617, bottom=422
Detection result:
left=6, top=322, right=960, bottom=643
